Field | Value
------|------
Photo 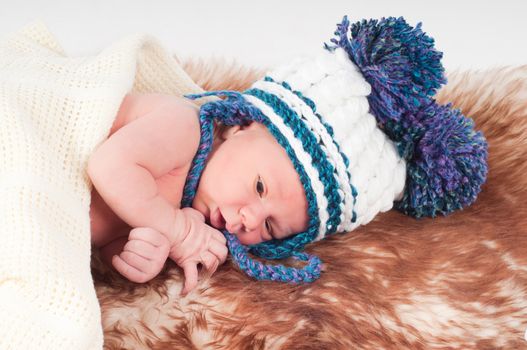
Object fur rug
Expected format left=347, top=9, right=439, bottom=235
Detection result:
left=91, top=60, right=527, bottom=350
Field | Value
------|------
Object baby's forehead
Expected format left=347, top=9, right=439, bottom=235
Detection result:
left=264, top=161, right=308, bottom=204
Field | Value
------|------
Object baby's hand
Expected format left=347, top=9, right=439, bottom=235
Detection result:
left=112, top=227, right=171, bottom=283
left=169, top=207, right=228, bottom=295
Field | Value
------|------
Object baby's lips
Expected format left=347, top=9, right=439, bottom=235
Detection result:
left=218, top=210, right=226, bottom=228
left=210, top=207, right=226, bottom=229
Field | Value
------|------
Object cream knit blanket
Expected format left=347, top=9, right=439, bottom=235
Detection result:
left=0, top=22, right=205, bottom=349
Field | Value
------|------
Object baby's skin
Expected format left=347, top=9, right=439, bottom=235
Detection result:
left=89, top=93, right=309, bottom=293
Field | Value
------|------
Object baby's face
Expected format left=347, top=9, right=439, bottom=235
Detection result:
left=192, top=122, right=309, bottom=245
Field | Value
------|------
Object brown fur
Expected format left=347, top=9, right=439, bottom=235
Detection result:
left=91, top=63, right=527, bottom=349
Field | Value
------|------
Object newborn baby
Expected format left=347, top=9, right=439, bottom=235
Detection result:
left=90, top=16, right=488, bottom=289
left=89, top=92, right=309, bottom=294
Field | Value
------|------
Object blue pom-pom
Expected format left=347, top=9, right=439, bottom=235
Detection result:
left=326, top=16, right=488, bottom=217
left=326, top=16, right=447, bottom=124
left=388, top=102, right=489, bottom=218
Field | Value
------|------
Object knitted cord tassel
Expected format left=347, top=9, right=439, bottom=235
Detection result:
left=225, top=231, right=321, bottom=283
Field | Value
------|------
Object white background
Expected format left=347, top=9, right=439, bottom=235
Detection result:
left=1, top=0, right=526, bottom=71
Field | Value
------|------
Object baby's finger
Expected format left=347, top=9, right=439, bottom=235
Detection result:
left=112, top=255, right=150, bottom=283
left=181, top=207, right=205, bottom=222
left=120, top=250, right=152, bottom=271
left=209, top=228, right=227, bottom=245
left=209, top=239, right=229, bottom=264
left=129, top=227, right=169, bottom=247
left=181, top=262, right=199, bottom=296
left=199, top=251, right=219, bottom=274
left=123, top=239, right=157, bottom=260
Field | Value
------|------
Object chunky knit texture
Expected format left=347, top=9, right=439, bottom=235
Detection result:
left=184, top=16, right=488, bottom=283
left=0, top=22, right=205, bottom=349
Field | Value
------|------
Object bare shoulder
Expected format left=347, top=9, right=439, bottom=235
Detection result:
left=96, top=92, right=202, bottom=179
left=120, top=92, right=199, bottom=119
left=111, top=92, right=200, bottom=138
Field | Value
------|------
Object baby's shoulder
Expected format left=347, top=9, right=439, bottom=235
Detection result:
left=104, top=92, right=202, bottom=178
left=111, top=92, right=199, bottom=136
left=121, top=92, right=199, bottom=119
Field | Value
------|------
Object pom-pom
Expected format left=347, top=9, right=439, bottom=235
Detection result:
left=326, top=16, right=446, bottom=124
left=326, top=16, right=487, bottom=217
left=387, top=102, right=489, bottom=218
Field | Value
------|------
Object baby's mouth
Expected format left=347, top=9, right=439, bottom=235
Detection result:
left=210, top=207, right=226, bottom=230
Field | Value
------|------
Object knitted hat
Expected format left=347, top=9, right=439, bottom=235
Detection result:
left=182, top=16, right=488, bottom=283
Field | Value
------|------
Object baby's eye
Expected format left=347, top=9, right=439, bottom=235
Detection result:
left=256, top=176, right=264, bottom=196
left=256, top=177, right=273, bottom=237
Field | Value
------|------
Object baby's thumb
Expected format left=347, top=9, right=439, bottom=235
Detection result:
left=180, top=262, right=198, bottom=296
left=181, top=207, right=205, bottom=222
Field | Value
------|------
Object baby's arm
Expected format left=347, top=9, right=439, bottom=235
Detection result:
left=88, top=95, right=200, bottom=245
left=88, top=94, right=227, bottom=288
left=88, top=94, right=204, bottom=283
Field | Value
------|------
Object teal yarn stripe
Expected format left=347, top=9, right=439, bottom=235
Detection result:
left=264, top=77, right=336, bottom=143
left=248, top=108, right=321, bottom=258
left=263, top=76, right=358, bottom=224
left=246, top=87, right=343, bottom=233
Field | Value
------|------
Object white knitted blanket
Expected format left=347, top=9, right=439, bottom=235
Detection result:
left=0, top=22, right=205, bottom=349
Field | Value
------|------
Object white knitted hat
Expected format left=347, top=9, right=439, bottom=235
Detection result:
left=184, top=16, right=488, bottom=283
left=249, top=46, right=407, bottom=237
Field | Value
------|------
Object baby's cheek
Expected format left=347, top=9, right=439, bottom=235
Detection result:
left=237, top=233, right=264, bottom=246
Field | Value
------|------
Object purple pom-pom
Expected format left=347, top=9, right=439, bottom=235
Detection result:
left=326, top=16, right=446, bottom=124
left=326, top=16, right=488, bottom=217
left=392, top=102, right=489, bottom=218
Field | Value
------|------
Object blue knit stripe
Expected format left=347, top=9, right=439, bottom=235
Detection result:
left=181, top=112, right=213, bottom=208
left=264, top=76, right=336, bottom=139
left=245, top=88, right=343, bottom=234
left=240, top=95, right=322, bottom=256
left=254, top=78, right=359, bottom=227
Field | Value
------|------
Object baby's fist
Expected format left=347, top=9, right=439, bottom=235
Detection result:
left=112, top=227, right=171, bottom=283
left=170, top=207, right=228, bottom=295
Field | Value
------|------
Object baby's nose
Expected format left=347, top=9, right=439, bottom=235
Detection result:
left=239, top=204, right=266, bottom=232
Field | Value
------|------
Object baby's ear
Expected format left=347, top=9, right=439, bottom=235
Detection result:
left=221, top=122, right=258, bottom=140
left=221, top=124, right=243, bottom=140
